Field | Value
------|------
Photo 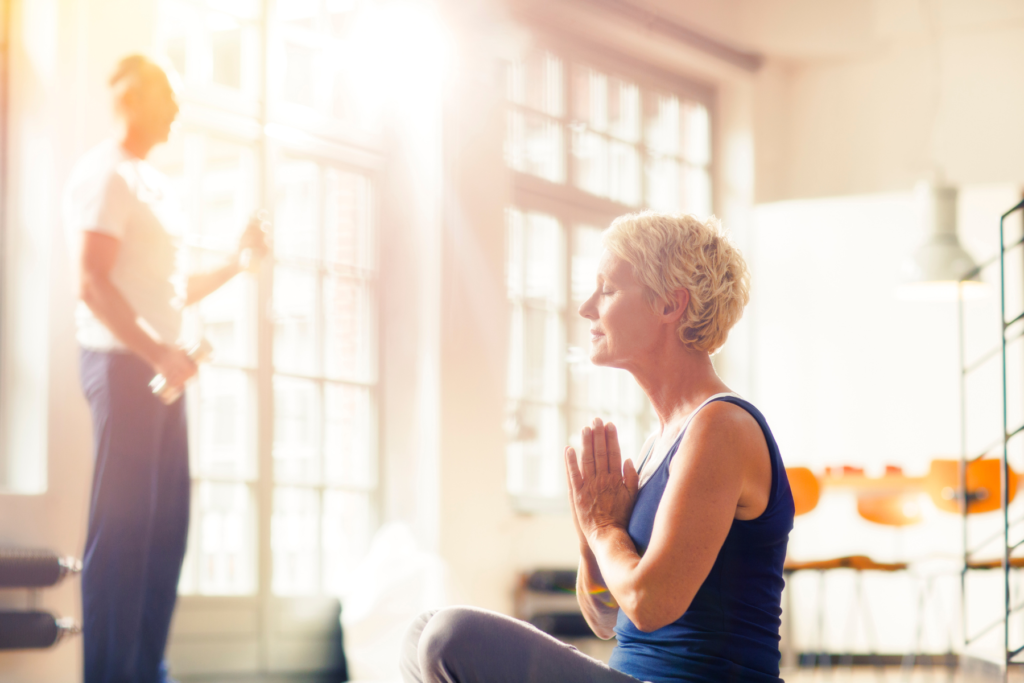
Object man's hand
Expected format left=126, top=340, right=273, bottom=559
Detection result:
left=153, top=345, right=198, bottom=389
left=236, top=211, right=270, bottom=270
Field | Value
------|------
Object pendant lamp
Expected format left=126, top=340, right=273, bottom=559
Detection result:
left=898, top=181, right=989, bottom=301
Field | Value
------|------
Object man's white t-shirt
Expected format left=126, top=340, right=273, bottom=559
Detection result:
left=63, top=139, right=187, bottom=351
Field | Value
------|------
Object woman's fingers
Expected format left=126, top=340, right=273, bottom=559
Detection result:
left=580, top=426, right=596, bottom=476
left=592, top=418, right=608, bottom=474
left=566, top=445, right=584, bottom=492
left=623, top=456, right=639, bottom=497
left=606, top=422, right=622, bottom=476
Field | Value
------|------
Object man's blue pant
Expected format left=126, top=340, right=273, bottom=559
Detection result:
left=80, top=349, right=190, bottom=683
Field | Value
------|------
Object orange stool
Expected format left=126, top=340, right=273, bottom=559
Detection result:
left=784, top=468, right=909, bottom=669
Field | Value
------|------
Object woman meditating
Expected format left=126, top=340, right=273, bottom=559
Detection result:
left=400, top=211, right=794, bottom=683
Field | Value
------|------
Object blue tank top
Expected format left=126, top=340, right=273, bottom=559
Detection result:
left=608, top=395, right=794, bottom=683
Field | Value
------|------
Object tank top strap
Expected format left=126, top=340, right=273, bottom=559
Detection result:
left=639, top=392, right=741, bottom=483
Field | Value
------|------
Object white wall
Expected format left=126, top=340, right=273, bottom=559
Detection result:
left=749, top=185, right=1024, bottom=658
left=752, top=2, right=1024, bottom=202
left=0, top=1, right=154, bottom=681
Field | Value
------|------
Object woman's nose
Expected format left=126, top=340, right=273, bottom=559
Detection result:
left=578, top=294, right=596, bottom=319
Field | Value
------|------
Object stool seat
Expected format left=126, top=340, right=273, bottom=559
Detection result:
left=785, top=555, right=908, bottom=572
left=965, top=556, right=1024, bottom=570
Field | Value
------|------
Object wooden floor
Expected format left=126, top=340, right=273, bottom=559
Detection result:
left=782, top=664, right=1021, bottom=682
left=176, top=668, right=1002, bottom=683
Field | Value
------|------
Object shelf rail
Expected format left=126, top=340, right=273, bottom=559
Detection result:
left=959, top=198, right=1024, bottom=676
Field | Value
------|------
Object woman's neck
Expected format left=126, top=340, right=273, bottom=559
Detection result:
left=631, top=348, right=731, bottom=433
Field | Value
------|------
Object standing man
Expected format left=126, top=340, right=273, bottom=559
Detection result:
left=63, top=55, right=267, bottom=683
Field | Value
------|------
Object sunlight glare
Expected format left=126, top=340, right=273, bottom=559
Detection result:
left=347, top=0, right=453, bottom=112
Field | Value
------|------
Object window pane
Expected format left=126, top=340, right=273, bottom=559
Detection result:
left=506, top=402, right=565, bottom=499
left=274, top=376, right=321, bottom=485
left=158, top=1, right=261, bottom=99
left=608, top=140, right=640, bottom=206
left=573, top=66, right=639, bottom=142
left=506, top=110, right=564, bottom=183
left=210, top=21, right=242, bottom=88
left=283, top=42, right=318, bottom=107
left=179, top=481, right=256, bottom=595
left=321, top=489, right=373, bottom=595
left=194, top=273, right=257, bottom=367
left=508, top=306, right=565, bottom=402
left=570, top=225, right=603, bottom=304
left=571, top=129, right=607, bottom=198
left=274, top=266, right=318, bottom=375
left=197, top=138, right=259, bottom=249
left=271, top=1, right=377, bottom=131
left=190, top=366, right=257, bottom=480
left=327, top=0, right=359, bottom=38
left=507, top=209, right=565, bottom=404
left=572, top=132, right=640, bottom=206
left=272, top=487, right=320, bottom=595
left=277, top=0, right=320, bottom=30
left=324, top=168, right=373, bottom=269
left=506, top=48, right=563, bottom=117
left=324, top=383, right=374, bottom=488
left=324, top=276, right=372, bottom=382
left=645, top=155, right=681, bottom=211
left=208, top=0, right=261, bottom=18
left=682, top=101, right=711, bottom=166
left=506, top=209, right=565, bottom=307
left=275, top=159, right=321, bottom=261
left=644, top=92, right=680, bottom=155
left=682, top=165, right=712, bottom=217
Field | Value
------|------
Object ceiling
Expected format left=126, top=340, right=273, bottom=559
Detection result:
left=622, top=0, right=1024, bottom=61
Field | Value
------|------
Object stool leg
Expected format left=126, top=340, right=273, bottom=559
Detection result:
left=817, top=570, right=832, bottom=671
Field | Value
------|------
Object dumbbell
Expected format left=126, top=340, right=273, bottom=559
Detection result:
left=0, top=548, right=81, bottom=588
left=0, top=612, right=80, bottom=649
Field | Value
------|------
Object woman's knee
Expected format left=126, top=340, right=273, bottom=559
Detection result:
left=400, top=610, right=439, bottom=683
left=417, top=606, right=491, bottom=664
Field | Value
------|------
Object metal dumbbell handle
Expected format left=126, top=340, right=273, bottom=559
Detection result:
left=0, top=548, right=81, bottom=588
left=0, top=612, right=81, bottom=649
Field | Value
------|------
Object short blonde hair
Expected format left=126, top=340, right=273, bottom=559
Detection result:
left=603, top=211, right=750, bottom=355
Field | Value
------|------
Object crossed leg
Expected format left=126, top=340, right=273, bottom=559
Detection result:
left=400, top=606, right=641, bottom=683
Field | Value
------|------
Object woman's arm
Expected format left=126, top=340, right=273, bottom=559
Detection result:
left=568, top=404, right=769, bottom=633
left=564, top=447, right=620, bottom=638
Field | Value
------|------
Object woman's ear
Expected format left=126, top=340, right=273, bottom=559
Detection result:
left=661, top=289, right=689, bottom=323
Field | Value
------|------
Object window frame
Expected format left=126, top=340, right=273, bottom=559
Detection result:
left=157, top=0, right=387, bottom=674
left=505, top=32, right=718, bottom=512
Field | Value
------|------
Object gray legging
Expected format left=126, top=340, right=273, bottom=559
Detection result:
left=400, top=606, right=643, bottom=683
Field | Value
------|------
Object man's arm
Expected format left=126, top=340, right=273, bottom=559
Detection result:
left=80, top=231, right=196, bottom=387
left=185, top=214, right=269, bottom=306
left=185, top=260, right=241, bottom=306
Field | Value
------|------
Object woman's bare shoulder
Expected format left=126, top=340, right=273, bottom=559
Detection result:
left=674, top=400, right=766, bottom=471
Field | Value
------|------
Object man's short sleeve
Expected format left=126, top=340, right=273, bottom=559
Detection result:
left=69, top=170, right=133, bottom=241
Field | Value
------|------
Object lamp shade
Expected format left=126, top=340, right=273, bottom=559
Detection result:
left=898, top=182, right=989, bottom=301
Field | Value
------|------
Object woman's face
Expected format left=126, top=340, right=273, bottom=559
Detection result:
left=578, top=250, right=662, bottom=369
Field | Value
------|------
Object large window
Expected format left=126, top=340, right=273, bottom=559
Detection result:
left=504, top=42, right=714, bottom=508
left=152, top=0, right=380, bottom=671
